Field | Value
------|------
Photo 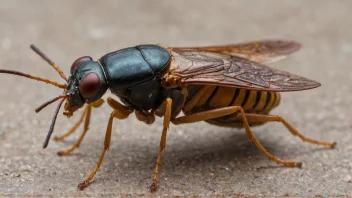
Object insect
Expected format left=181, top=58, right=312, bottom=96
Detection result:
left=0, top=40, right=335, bottom=192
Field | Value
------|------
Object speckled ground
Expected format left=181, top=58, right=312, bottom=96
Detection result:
left=0, top=0, right=351, bottom=197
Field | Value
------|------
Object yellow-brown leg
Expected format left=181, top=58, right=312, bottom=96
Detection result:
left=78, top=97, right=133, bottom=190
left=173, top=106, right=302, bottom=167
left=135, top=110, right=155, bottom=125
left=57, top=105, right=92, bottom=156
left=54, top=106, right=89, bottom=141
left=54, top=99, right=104, bottom=141
left=91, top=98, right=105, bottom=108
left=107, top=97, right=134, bottom=119
left=55, top=99, right=105, bottom=156
left=150, top=98, right=172, bottom=192
left=183, top=86, right=211, bottom=113
left=243, top=113, right=336, bottom=148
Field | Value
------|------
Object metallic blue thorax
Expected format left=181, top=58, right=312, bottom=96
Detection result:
left=100, top=45, right=171, bottom=110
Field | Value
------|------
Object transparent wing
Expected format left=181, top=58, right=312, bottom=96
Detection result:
left=171, top=40, right=301, bottom=63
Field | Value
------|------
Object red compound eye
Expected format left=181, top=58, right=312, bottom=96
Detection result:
left=70, top=56, right=92, bottom=74
left=79, top=72, right=100, bottom=98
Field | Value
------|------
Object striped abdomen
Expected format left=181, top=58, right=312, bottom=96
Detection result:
left=183, top=85, right=281, bottom=127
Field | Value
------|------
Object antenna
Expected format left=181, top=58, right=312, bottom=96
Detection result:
left=30, top=44, right=68, bottom=81
left=42, top=97, right=66, bottom=148
left=0, top=69, right=66, bottom=89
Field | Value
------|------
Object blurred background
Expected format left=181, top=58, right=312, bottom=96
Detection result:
left=0, top=0, right=351, bottom=196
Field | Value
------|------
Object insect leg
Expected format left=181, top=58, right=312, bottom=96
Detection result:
left=54, top=105, right=89, bottom=141
left=57, top=104, right=92, bottom=156
left=173, top=106, right=244, bottom=125
left=91, top=98, right=105, bottom=108
left=173, top=106, right=302, bottom=167
left=150, top=98, right=172, bottom=192
left=135, top=110, right=155, bottom=124
left=78, top=97, right=133, bottom=190
left=107, top=97, right=134, bottom=119
left=54, top=99, right=104, bottom=141
left=243, top=113, right=336, bottom=148
left=56, top=99, right=105, bottom=156
left=183, top=86, right=211, bottom=113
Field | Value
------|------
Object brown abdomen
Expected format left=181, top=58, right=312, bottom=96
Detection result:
left=184, top=85, right=281, bottom=127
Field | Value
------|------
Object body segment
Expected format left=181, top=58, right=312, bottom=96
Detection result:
left=175, top=85, right=281, bottom=127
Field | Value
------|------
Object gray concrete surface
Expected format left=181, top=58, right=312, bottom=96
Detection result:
left=0, top=0, right=351, bottom=197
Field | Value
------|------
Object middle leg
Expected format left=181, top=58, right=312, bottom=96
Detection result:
left=78, top=97, right=133, bottom=190
left=150, top=98, right=172, bottom=192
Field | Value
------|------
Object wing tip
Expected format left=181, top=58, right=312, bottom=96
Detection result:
left=271, top=79, right=321, bottom=92
left=286, top=40, right=302, bottom=53
left=301, top=80, right=321, bottom=91
left=262, top=39, right=302, bottom=55
left=312, top=80, right=322, bottom=88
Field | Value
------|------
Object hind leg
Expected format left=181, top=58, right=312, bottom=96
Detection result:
left=173, top=106, right=303, bottom=167
left=242, top=113, right=335, bottom=148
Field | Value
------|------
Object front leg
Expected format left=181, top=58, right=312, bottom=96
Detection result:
left=55, top=98, right=104, bottom=141
left=56, top=99, right=104, bottom=156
